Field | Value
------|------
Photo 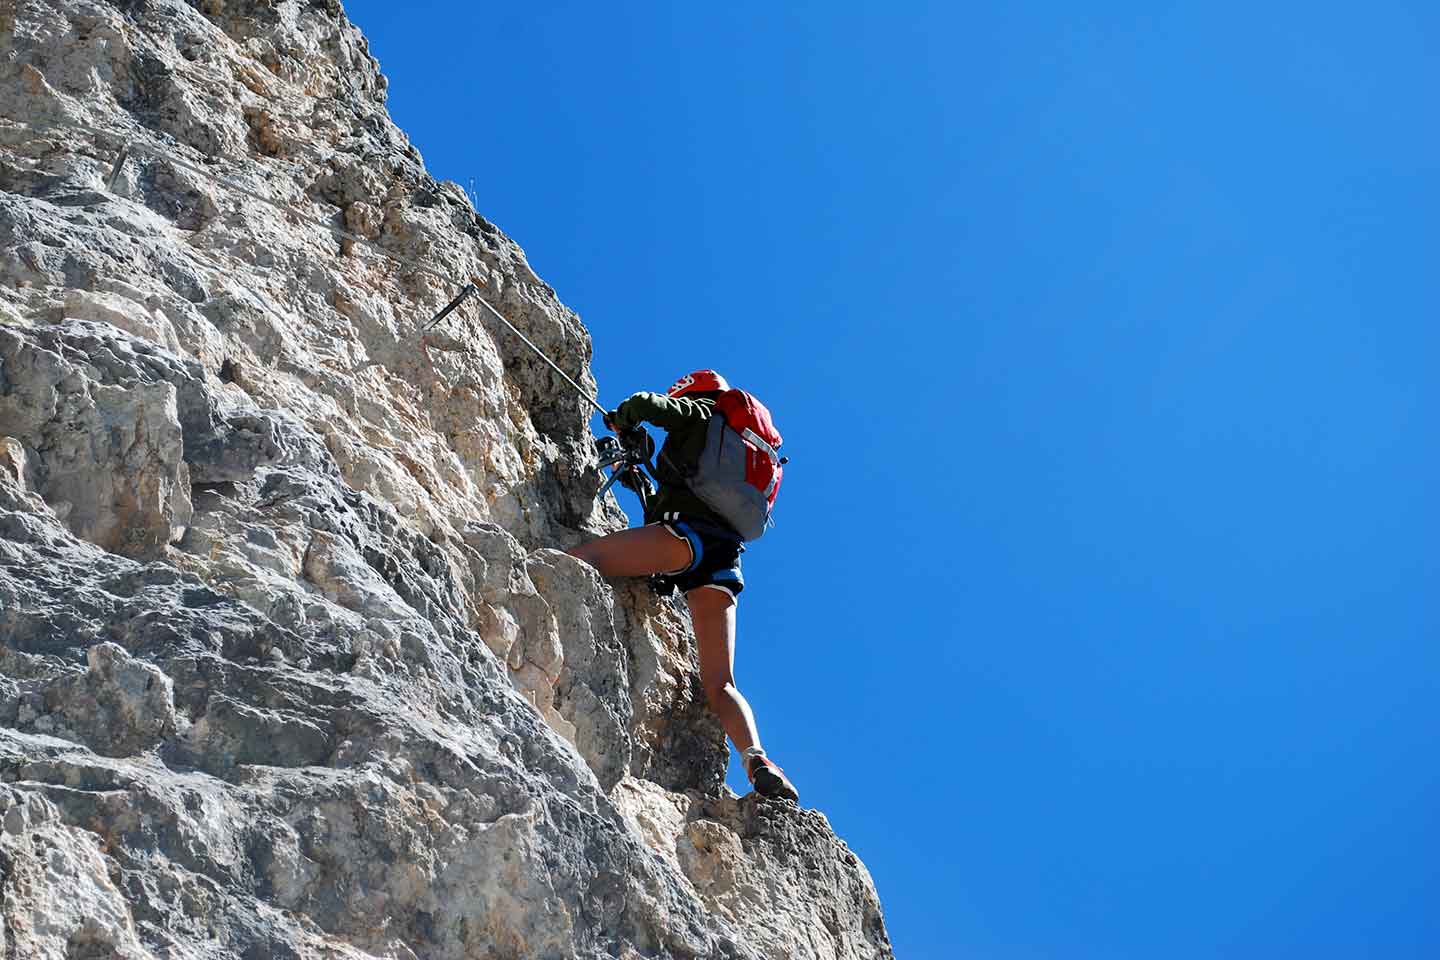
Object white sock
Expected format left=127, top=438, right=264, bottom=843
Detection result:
left=742, top=746, right=767, bottom=768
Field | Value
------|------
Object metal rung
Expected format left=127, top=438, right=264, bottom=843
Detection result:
left=423, top=283, right=477, bottom=330
left=105, top=142, right=130, bottom=192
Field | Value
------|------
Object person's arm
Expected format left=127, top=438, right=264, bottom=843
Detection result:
left=610, top=392, right=711, bottom=432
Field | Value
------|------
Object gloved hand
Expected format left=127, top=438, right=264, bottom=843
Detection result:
left=609, top=395, right=648, bottom=433
left=606, top=405, right=636, bottom=433
left=617, top=466, right=653, bottom=498
left=618, top=425, right=655, bottom=463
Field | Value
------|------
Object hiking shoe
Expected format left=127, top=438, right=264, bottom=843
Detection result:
left=747, top=755, right=799, bottom=802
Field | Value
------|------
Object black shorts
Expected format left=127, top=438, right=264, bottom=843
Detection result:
left=654, top=518, right=745, bottom=599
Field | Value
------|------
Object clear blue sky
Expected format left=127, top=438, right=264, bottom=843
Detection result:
left=343, top=3, right=1437, bottom=956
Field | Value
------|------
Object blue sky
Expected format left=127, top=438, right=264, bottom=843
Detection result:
left=343, top=3, right=1438, bottom=956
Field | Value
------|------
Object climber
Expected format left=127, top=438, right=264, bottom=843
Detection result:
left=567, top=370, right=799, bottom=803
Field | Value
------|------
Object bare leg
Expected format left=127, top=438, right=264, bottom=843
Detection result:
left=688, top=586, right=761, bottom=756
left=567, top=524, right=692, bottom=578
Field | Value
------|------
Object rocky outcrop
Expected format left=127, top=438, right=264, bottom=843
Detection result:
left=0, top=1, right=892, bottom=957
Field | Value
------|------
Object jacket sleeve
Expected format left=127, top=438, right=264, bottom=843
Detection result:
left=612, top=392, right=711, bottom=432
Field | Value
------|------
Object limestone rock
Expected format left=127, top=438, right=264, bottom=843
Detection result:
left=0, top=786, right=152, bottom=960
left=2, top=642, right=176, bottom=758
left=613, top=778, right=892, bottom=960
left=0, top=1, right=893, bottom=957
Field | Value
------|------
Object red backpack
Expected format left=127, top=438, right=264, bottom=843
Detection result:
left=687, top=390, right=784, bottom=540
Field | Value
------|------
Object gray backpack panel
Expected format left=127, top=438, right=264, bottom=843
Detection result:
left=687, top=414, right=773, bottom=541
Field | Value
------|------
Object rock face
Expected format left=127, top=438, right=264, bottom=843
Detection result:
left=0, top=2, right=892, bottom=958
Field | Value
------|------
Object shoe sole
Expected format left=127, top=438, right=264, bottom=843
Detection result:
left=752, top=770, right=799, bottom=802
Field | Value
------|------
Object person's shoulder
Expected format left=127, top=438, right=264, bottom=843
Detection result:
left=672, top=395, right=716, bottom=418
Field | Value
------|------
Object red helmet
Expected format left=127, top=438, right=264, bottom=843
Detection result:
left=666, top=369, right=730, bottom=398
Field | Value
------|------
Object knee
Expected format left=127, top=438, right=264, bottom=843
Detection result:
left=686, top=586, right=736, bottom=616
left=703, top=676, right=736, bottom=707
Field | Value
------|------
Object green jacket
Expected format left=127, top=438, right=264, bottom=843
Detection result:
left=611, top=391, right=731, bottom=530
